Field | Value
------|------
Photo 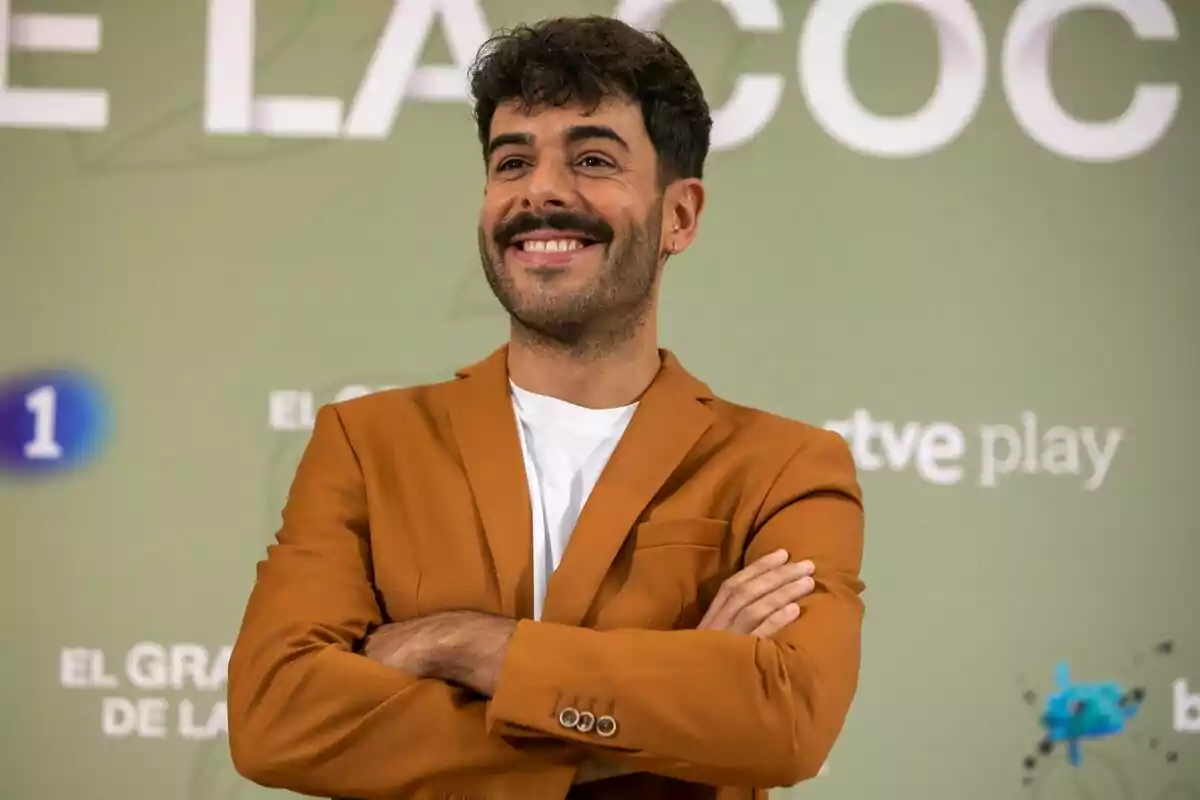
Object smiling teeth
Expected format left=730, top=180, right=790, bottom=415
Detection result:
left=522, top=239, right=583, bottom=252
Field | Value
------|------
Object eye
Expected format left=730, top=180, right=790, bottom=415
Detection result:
left=577, top=154, right=615, bottom=169
left=496, top=156, right=527, bottom=172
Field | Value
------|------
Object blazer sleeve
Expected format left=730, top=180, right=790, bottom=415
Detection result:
left=484, top=428, right=865, bottom=789
left=227, top=405, right=579, bottom=799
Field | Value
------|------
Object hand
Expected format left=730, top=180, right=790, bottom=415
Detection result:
left=697, top=549, right=815, bottom=637
left=362, top=611, right=515, bottom=696
left=361, top=616, right=442, bottom=678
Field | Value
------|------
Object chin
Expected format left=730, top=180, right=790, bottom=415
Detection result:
left=511, top=294, right=592, bottom=324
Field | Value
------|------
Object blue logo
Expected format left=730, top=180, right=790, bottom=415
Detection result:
left=0, top=370, right=110, bottom=475
left=1022, top=640, right=1185, bottom=789
left=1039, top=661, right=1143, bottom=766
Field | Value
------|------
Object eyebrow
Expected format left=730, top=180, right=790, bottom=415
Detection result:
left=485, top=132, right=532, bottom=159
left=565, top=124, right=629, bottom=151
left=485, top=125, right=630, bottom=160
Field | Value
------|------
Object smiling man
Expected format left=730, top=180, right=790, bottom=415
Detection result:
left=227, top=15, right=865, bottom=800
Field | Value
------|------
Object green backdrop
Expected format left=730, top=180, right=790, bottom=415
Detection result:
left=2, top=1, right=1197, bottom=798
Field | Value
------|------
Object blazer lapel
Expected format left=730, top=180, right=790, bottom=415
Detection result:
left=540, top=351, right=716, bottom=627
left=444, top=346, right=534, bottom=619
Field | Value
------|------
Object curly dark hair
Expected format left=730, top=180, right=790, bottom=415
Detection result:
left=468, top=15, right=712, bottom=183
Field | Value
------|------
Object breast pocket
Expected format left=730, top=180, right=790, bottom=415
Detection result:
left=595, top=518, right=731, bottom=630
left=633, top=517, right=729, bottom=550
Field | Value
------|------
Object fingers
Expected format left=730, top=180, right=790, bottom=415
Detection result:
left=725, top=570, right=813, bottom=635
left=699, top=552, right=816, bottom=634
left=747, top=577, right=815, bottom=638
left=697, top=548, right=789, bottom=628
left=750, top=601, right=802, bottom=638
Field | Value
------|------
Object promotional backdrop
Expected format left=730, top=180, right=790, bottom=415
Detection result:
left=2, top=1, right=1198, bottom=798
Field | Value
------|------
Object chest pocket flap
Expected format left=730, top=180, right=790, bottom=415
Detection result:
left=632, top=517, right=729, bottom=550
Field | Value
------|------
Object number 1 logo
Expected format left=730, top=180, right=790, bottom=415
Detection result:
left=0, top=370, right=110, bottom=475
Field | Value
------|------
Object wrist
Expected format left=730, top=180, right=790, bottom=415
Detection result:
left=440, top=612, right=516, bottom=694
left=414, top=612, right=467, bottom=682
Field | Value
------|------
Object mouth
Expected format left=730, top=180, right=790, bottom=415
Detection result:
left=505, top=231, right=604, bottom=266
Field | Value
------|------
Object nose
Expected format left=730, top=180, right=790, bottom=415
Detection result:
left=520, top=158, right=575, bottom=212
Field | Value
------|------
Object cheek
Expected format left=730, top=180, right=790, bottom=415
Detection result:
left=478, top=218, right=503, bottom=251
left=579, top=182, right=639, bottom=215
left=478, top=205, right=495, bottom=231
left=612, top=209, right=656, bottom=243
left=479, top=191, right=510, bottom=231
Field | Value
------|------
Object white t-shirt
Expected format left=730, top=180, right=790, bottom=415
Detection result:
left=510, top=381, right=637, bottom=620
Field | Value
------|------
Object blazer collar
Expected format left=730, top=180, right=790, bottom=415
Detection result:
left=445, top=344, right=715, bottom=624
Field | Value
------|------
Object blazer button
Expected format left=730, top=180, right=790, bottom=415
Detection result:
left=595, top=714, right=618, bottom=738
left=575, top=710, right=596, bottom=733
left=558, top=707, right=581, bottom=729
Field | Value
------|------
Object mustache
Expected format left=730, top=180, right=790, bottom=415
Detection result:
left=493, top=211, right=614, bottom=249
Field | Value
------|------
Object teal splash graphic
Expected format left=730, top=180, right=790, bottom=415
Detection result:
left=1021, top=640, right=1186, bottom=788
left=1039, top=661, right=1143, bottom=766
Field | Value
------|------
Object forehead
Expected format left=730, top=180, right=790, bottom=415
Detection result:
left=488, top=97, right=650, bottom=149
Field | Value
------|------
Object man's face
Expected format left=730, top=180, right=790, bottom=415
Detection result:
left=477, top=97, right=667, bottom=346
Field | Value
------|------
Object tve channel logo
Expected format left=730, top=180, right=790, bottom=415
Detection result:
left=0, top=370, right=110, bottom=476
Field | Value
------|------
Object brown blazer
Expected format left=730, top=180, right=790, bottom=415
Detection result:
left=227, top=345, right=865, bottom=800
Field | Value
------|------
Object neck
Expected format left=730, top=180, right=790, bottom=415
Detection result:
left=506, top=321, right=661, bottom=408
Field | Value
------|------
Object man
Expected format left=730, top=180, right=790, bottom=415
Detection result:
left=227, top=15, right=865, bottom=800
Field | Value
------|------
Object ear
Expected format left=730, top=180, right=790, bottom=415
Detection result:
left=663, top=178, right=705, bottom=255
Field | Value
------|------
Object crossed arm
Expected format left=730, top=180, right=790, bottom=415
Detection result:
left=226, top=406, right=865, bottom=798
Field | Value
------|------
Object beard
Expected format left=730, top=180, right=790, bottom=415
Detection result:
left=478, top=199, right=663, bottom=353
